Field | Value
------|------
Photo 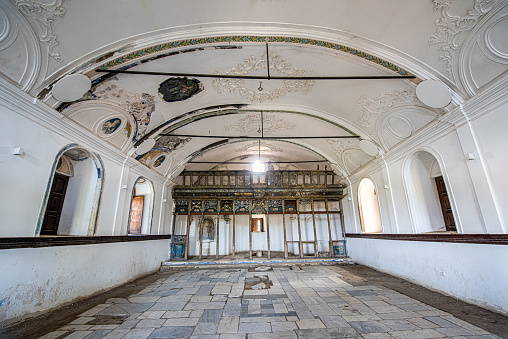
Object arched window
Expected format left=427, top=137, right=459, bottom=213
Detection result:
left=358, top=178, right=382, bottom=233
left=39, top=145, right=104, bottom=236
left=406, top=151, right=456, bottom=233
left=128, top=177, right=154, bottom=234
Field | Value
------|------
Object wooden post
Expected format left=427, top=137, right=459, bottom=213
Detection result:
left=311, top=199, right=318, bottom=258
left=325, top=199, right=333, bottom=257
left=232, top=200, right=236, bottom=256
left=296, top=200, right=303, bottom=258
left=199, top=202, right=204, bottom=260
left=282, top=200, right=288, bottom=259
left=215, top=211, right=220, bottom=260
left=171, top=209, right=177, bottom=261
left=185, top=200, right=191, bottom=260
left=338, top=199, right=347, bottom=256
left=266, top=200, right=271, bottom=260
left=249, top=200, right=253, bottom=260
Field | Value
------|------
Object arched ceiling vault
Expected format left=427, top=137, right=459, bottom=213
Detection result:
left=4, top=1, right=503, bottom=180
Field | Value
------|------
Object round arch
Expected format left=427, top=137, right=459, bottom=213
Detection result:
left=37, top=144, right=104, bottom=236
left=358, top=178, right=382, bottom=233
left=127, top=176, right=155, bottom=234
left=403, top=149, right=460, bottom=233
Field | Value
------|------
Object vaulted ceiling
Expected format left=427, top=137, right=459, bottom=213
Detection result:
left=3, top=0, right=506, bottom=181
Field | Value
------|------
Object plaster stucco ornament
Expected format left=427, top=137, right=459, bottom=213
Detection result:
left=15, top=0, right=66, bottom=62
left=357, top=90, right=418, bottom=136
left=213, top=53, right=315, bottom=102
left=429, top=0, right=498, bottom=73
left=225, top=114, right=296, bottom=134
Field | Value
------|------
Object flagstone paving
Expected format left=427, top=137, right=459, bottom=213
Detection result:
left=39, top=266, right=502, bottom=339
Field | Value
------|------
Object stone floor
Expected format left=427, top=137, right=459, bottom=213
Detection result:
left=38, top=266, right=501, bottom=339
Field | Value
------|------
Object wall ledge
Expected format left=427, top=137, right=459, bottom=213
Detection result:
left=345, top=233, right=508, bottom=245
left=0, top=235, right=171, bottom=250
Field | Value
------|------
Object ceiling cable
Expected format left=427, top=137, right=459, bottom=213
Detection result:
left=95, top=69, right=415, bottom=80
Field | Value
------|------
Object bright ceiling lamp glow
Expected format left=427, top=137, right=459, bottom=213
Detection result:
left=252, top=139, right=266, bottom=172
left=252, top=160, right=266, bottom=172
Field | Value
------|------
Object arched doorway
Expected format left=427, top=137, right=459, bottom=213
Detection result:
left=128, top=177, right=154, bottom=234
left=39, top=146, right=104, bottom=236
left=406, top=151, right=456, bottom=232
left=358, top=178, right=382, bottom=233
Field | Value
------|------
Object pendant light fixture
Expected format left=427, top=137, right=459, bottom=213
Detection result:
left=252, top=139, right=265, bottom=172
left=252, top=110, right=265, bottom=172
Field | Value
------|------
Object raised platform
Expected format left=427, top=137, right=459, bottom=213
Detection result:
left=162, top=257, right=351, bottom=268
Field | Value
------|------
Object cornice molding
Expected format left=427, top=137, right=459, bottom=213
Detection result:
left=0, top=76, right=167, bottom=185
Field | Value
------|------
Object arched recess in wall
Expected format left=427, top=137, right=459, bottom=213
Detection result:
left=38, top=145, right=104, bottom=236
left=358, top=178, right=382, bottom=233
left=405, top=151, right=457, bottom=233
left=128, top=177, right=155, bottom=234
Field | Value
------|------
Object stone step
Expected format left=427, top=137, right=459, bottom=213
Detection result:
left=161, top=257, right=353, bottom=270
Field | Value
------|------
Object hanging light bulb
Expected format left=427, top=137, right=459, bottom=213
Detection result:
left=252, top=139, right=265, bottom=172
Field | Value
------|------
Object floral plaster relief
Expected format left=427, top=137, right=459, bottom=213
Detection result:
left=213, top=53, right=315, bottom=102
left=429, top=0, right=498, bottom=73
left=225, top=114, right=296, bottom=134
left=16, top=0, right=65, bottom=62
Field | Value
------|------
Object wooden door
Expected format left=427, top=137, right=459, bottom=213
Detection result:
left=129, top=196, right=144, bottom=234
left=435, top=176, right=456, bottom=232
left=41, top=173, right=69, bottom=235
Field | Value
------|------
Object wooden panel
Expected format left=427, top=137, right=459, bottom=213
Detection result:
left=435, top=176, right=456, bottom=232
left=41, top=173, right=69, bottom=235
left=129, top=196, right=144, bottom=234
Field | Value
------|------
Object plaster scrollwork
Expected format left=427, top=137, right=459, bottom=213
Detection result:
left=235, top=141, right=283, bottom=153
left=225, top=114, right=296, bottom=134
left=15, top=0, right=65, bottom=62
left=357, top=90, right=417, bottom=137
left=212, top=53, right=315, bottom=102
left=326, top=139, right=358, bottom=156
left=429, top=0, right=498, bottom=73
left=81, top=84, right=155, bottom=142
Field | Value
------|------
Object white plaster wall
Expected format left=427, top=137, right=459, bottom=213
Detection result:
left=0, top=105, right=169, bottom=237
left=0, top=106, right=70, bottom=236
left=347, top=238, right=508, bottom=315
left=472, top=101, right=508, bottom=232
left=0, top=239, right=170, bottom=325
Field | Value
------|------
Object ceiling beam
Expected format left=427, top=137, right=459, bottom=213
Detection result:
left=161, top=134, right=360, bottom=139
left=95, top=68, right=416, bottom=80
left=189, top=160, right=329, bottom=164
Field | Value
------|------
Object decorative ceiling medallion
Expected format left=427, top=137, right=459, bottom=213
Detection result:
left=357, top=90, right=417, bottom=136
left=101, top=118, right=122, bottom=135
left=82, top=84, right=155, bottom=142
left=16, top=0, right=65, bottom=62
left=153, top=155, right=165, bottom=167
left=158, top=77, right=203, bottom=102
left=225, top=114, right=296, bottom=134
left=212, top=54, right=315, bottom=102
left=429, top=0, right=497, bottom=73
left=235, top=141, right=283, bottom=153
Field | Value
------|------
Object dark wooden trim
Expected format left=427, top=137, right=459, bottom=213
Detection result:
left=345, top=233, right=508, bottom=245
left=0, top=235, right=172, bottom=250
